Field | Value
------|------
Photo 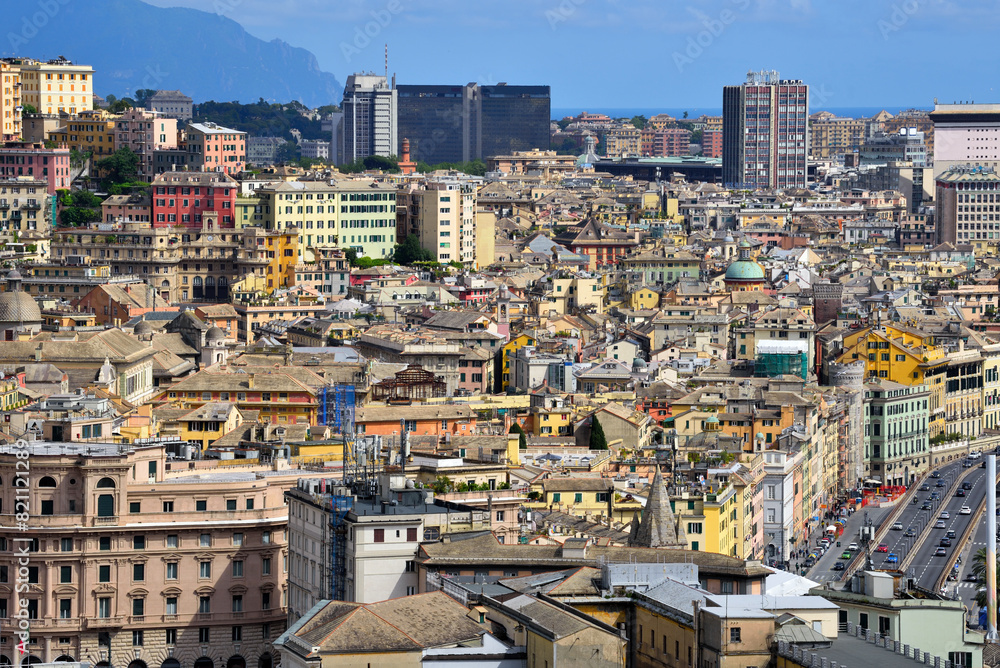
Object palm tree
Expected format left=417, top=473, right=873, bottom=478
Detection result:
left=971, top=547, right=1000, bottom=609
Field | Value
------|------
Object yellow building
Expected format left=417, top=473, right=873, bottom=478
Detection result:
left=0, top=376, right=26, bottom=411
left=536, top=274, right=607, bottom=316
left=629, top=286, right=660, bottom=310
left=154, top=402, right=244, bottom=451
left=604, top=123, right=641, bottom=157
left=13, top=57, right=94, bottom=115
left=48, top=109, right=118, bottom=158
left=501, top=333, right=536, bottom=389
left=529, top=405, right=574, bottom=437
left=234, top=195, right=263, bottom=228
left=527, top=477, right=642, bottom=523
left=0, top=61, right=22, bottom=141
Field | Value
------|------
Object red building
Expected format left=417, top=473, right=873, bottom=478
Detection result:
left=702, top=129, right=723, bottom=158
left=0, top=141, right=71, bottom=193
left=151, top=171, right=238, bottom=228
left=641, top=128, right=692, bottom=157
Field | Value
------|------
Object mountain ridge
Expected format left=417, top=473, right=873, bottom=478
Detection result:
left=4, top=0, right=341, bottom=107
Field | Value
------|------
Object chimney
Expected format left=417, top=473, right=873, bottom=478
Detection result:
left=247, top=373, right=255, bottom=390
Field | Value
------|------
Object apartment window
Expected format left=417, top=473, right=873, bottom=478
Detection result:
left=165, top=629, right=177, bottom=645
left=199, top=561, right=212, bottom=578
left=262, top=557, right=271, bottom=575
left=59, top=598, right=72, bottom=619
left=496, top=511, right=505, bottom=522
left=132, top=630, right=144, bottom=647
left=262, top=591, right=271, bottom=609
left=232, top=595, right=243, bottom=612
left=232, top=626, right=243, bottom=642
left=166, top=597, right=177, bottom=615
left=233, top=533, right=243, bottom=547
left=99, top=537, right=111, bottom=550
left=200, top=533, right=211, bottom=547
left=133, top=536, right=145, bottom=550
left=232, top=560, right=244, bottom=577
left=226, top=499, right=237, bottom=511
left=60, top=538, right=73, bottom=552
left=374, top=528, right=385, bottom=543
left=166, top=563, right=178, bottom=580
left=41, top=500, right=53, bottom=515
left=133, top=563, right=145, bottom=581
left=199, top=596, right=211, bottom=614
left=162, top=501, right=174, bottom=513
left=199, top=627, right=210, bottom=643
left=99, top=565, right=111, bottom=582
left=129, top=502, right=141, bottom=513
left=730, top=627, right=741, bottom=643
left=407, top=527, right=417, bottom=542
left=132, top=597, right=144, bottom=616
left=166, top=534, right=178, bottom=548
left=246, top=498, right=255, bottom=510
left=262, top=531, right=271, bottom=544
left=196, top=500, right=207, bottom=511
left=60, top=566, right=72, bottom=583
left=98, top=597, right=111, bottom=618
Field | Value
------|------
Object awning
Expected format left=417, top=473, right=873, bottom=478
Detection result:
left=826, top=525, right=837, bottom=532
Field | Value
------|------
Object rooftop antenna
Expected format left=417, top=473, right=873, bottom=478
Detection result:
left=384, top=44, right=388, bottom=81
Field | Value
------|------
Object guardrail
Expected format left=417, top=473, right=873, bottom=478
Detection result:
left=933, top=467, right=1000, bottom=595
left=897, top=465, right=979, bottom=576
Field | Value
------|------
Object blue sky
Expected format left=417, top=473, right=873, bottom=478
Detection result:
left=142, top=0, right=996, bottom=110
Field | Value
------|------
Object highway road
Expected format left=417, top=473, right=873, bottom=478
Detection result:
left=811, top=458, right=985, bottom=587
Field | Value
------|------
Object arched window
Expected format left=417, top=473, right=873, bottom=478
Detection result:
left=38, top=476, right=56, bottom=488
left=226, top=657, right=245, bottom=668
left=194, top=659, right=214, bottom=668
left=161, top=660, right=181, bottom=668
left=54, top=656, right=76, bottom=663
left=96, top=477, right=116, bottom=488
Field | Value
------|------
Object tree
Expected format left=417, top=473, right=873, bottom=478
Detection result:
left=431, top=476, right=453, bottom=494
left=133, top=89, right=157, bottom=107
left=21, top=103, right=37, bottom=115
left=393, top=234, right=433, bottom=265
left=510, top=423, right=527, bottom=450
left=630, top=115, right=647, bottom=130
left=343, top=247, right=359, bottom=266
left=683, top=110, right=689, bottom=119
left=95, top=147, right=139, bottom=185
left=589, top=415, right=608, bottom=450
left=108, top=98, right=134, bottom=114
left=276, top=141, right=299, bottom=164
left=316, top=104, right=341, bottom=116
left=557, top=118, right=572, bottom=131
left=972, top=546, right=999, bottom=610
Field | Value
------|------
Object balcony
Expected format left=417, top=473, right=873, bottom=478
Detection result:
left=23, top=201, right=41, bottom=211
left=85, top=616, right=125, bottom=629
left=93, top=516, right=118, bottom=525
left=0, top=202, right=8, bottom=210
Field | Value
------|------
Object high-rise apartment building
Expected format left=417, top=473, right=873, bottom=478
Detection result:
left=809, top=114, right=865, bottom=160
left=185, top=122, right=246, bottom=175
left=722, top=70, right=809, bottom=189
left=339, top=73, right=397, bottom=163
left=8, top=56, right=94, bottom=116
left=397, top=181, right=476, bottom=265
left=0, top=61, right=22, bottom=141
left=930, top=103, right=1000, bottom=177
left=935, top=164, right=1000, bottom=246
left=603, top=123, right=641, bottom=158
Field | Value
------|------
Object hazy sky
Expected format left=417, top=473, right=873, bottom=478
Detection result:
left=143, top=0, right=996, bottom=110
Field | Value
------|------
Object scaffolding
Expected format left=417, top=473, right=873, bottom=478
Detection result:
left=754, top=341, right=808, bottom=380
left=319, top=384, right=356, bottom=432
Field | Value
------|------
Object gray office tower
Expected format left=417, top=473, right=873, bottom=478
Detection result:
left=396, top=83, right=550, bottom=163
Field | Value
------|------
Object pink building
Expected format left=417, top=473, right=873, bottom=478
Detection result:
left=116, top=108, right=178, bottom=179
left=703, top=129, right=723, bottom=158
left=186, top=122, right=246, bottom=175
left=641, top=128, right=692, bottom=157
left=0, top=141, right=70, bottom=193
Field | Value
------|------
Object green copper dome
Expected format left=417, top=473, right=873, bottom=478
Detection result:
left=725, top=259, right=765, bottom=281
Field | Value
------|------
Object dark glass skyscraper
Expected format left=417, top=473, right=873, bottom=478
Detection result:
left=397, top=84, right=476, bottom=164
left=477, top=84, right=551, bottom=158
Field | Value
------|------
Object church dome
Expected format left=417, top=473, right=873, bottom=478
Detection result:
left=205, top=326, right=225, bottom=343
left=724, top=258, right=766, bottom=281
left=0, top=268, right=41, bottom=325
left=134, top=320, right=153, bottom=336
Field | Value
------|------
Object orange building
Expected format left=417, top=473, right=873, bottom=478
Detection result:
left=355, top=404, right=477, bottom=438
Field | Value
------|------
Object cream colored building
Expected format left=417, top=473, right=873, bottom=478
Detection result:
left=604, top=123, right=641, bottom=158
left=411, top=182, right=477, bottom=265
left=256, top=179, right=398, bottom=262
left=0, top=440, right=289, bottom=668
left=13, top=57, right=94, bottom=116
left=810, top=115, right=866, bottom=160
left=0, top=61, right=22, bottom=141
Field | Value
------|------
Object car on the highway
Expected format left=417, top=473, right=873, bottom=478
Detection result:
left=931, top=471, right=941, bottom=478
left=886, top=553, right=898, bottom=563
left=876, top=543, right=889, bottom=553
left=940, top=538, right=952, bottom=547
left=935, top=520, right=947, bottom=529
left=848, top=542, right=859, bottom=551
left=970, top=451, right=982, bottom=459
left=957, top=489, right=966, bottom=497
left=930, top=492, right=940, bottom=500
left=841, top=551, right=852, bottom=559
left=963, top=461, right=973, bottom=468
left=919, top=484, right=931, bottom=491
left=904, top=527, right=916, bottom=537
left=833, top=562, right=845, bottom=571
left=946, top=530, right=957, bottom=539
left=960, top=506, right=972, bottom=515
left=940, top=511, right=950, bottom=519
left=935, top=547, right=948, bottom=556
left=892, top=521, right=903, bottom=530
left=966, top=573, right=979, bottom=582
left=921, top=503, right=932, bottom=510
left=983, top=461, right=988, bottom=468
left=936, top=480, right=947, bottom=487
left=962, top=482, right=973, bottom=490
